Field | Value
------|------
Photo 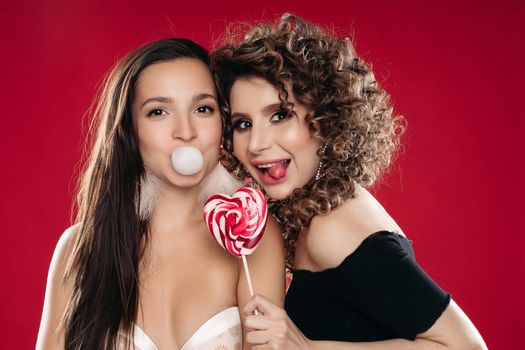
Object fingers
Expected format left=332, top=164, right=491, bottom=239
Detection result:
left=251, top=345, right=270, bottom=350
left=245, top=314, right=290, bottom=348
left=245, top=329, right=270, bottom=345
left=245, top=314, right=274, bottom=329
left=244, top=294, right=285, bottom=317
left=243, top=294, right=292, bottom=349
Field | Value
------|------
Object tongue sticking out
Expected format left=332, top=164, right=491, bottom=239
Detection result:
left=267, top=163, right=287, bottom=180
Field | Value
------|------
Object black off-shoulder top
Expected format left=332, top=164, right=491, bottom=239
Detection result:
left=285, top=231, right=451, bottom=342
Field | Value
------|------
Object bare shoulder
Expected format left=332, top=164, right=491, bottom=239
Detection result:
left=36, top=224, right=80, bottom=349
left=57, top=224, right=79, bottom=256
left=249, top=215, right=284, bottom=263
left=262, top=215, right=284, bottom=248
left=304, top=186, right=402, bottom=271
left=51, top=225, right=80, bottom=276
left=47, top=224, right=80, bottom=284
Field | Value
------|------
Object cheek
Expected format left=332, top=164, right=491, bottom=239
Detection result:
left=279, top=123, right=318, bottom=152
left=280, top=124, right=320, bottom=175
left=136, top=123, right=163, bottom=153
left=200, top=119, right=222, bottom=151
left=233, top=133, right=250, bottom=163
left=206, top=128, right=221, bottom=145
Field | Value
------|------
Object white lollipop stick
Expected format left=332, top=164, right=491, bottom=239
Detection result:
left=241, top=255, right=259, bottom=315
left=242, top=255, right=255, bottom=296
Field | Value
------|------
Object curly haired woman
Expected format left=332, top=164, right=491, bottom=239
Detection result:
left=212, top=13, right=486, bottom=350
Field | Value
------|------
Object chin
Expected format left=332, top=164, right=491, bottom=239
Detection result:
left=264, top=186, right=294, bottom=201
left=167, top=172, right=206, bottom=189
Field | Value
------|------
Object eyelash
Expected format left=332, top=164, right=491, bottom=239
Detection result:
left=195, top=105, right=215, bottom=115
left=232, top=119, right=251, bottom=131
left=270, top=110, right=290, bottom=122
left=232, top=110, right=291, bottom=131
left=147, top=108, right=167, bottom=117
left=233, top=111, right=293, bottom=132
left=146, top=105, right=215, bottom=118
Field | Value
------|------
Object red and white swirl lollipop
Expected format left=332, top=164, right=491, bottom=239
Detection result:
left=203, top=187, right=268, bottom=296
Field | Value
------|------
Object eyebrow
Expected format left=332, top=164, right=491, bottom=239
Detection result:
left=193, top=93, right=216, bottom=102
left=141, top=96, right=173, bottom=108
left=261, top=102, right=283, bottom=114
left=231, top=111, right=247, bottom=120
left=141, top=93, right=216, bottom=108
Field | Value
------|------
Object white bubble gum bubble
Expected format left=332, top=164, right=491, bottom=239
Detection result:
left=171, top=146, right=204, bottom=175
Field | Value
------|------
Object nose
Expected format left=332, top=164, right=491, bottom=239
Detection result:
left=172, top=115, right=197, bottom=142
left=248, top=122, right=272, bottom=154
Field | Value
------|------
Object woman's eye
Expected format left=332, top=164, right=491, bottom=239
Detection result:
left=270, top=110, right=289, bottom=122
left=232, top=119, right=252, bottom=130
left=147, top=108, right=167, bottom=117
left=195, top=105, right=214, bottom=114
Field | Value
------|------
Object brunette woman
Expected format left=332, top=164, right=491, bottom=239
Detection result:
left=37, top=38, right=284, bottom=350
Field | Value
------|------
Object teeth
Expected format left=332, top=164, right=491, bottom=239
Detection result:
left=258, top=163, right=276, bottom=169
left=256, top=160, right=288, bottom=169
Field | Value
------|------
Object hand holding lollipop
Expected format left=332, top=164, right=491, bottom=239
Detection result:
left=203, top=187, right=268, bottom=297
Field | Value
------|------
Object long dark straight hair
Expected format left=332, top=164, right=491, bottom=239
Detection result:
left=62, top=38, right=210, bottom=349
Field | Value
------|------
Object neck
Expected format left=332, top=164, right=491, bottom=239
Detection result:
left=148, top=184, right=203, bottom=235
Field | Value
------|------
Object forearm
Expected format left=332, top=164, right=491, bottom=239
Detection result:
left=310, top=300, right=486, bottom=350
left=310, top=338, right=445, bottom=350
left=310, top=337, right=486, bottom=350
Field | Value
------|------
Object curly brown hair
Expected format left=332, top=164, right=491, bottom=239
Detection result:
left=211, top=13, right=404, bottom=270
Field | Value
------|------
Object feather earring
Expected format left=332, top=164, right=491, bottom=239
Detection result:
left=136, top=169, right=163, bottom=221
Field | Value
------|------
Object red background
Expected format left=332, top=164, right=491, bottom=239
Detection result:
left=1, top=1, right=523, bottom=348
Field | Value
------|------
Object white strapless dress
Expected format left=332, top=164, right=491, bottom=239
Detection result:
left=119, top=307, right=242, bottom=350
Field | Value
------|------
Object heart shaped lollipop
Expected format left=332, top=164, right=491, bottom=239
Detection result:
left=204, top=187, right=268, bottom=298
left=204, top=187, right=267, bottom=257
